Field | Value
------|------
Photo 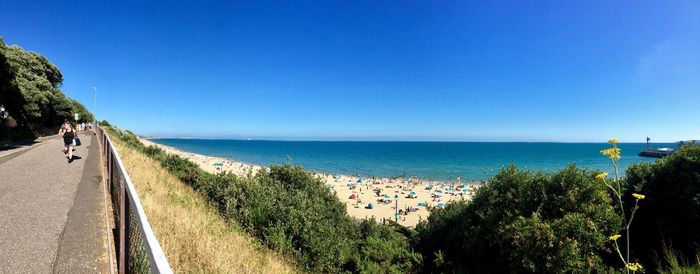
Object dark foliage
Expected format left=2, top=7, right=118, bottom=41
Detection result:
left=625, top=144, right=700, bottom=269
left=416, top=164, right=621, bottom=273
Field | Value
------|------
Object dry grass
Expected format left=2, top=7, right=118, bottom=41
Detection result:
left=111, top=137, right=299, bottom=273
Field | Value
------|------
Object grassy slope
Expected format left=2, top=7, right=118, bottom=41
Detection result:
left=111, top=135, right=299, bottom=273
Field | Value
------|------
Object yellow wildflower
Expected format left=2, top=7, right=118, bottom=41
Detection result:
left=609, top=234, right=621, bottom=241
left=632, top=193, right=645, bottom=200
left=595, top=172, right=608, bottom=181
left=608, top=138, right=619, bottom=144
left=601, top=147, right=621, bottom=160
left=626, top=262, right=643, bottom=272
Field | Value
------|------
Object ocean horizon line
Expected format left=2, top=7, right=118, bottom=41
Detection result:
left=145, top=136, right=680, bottom=144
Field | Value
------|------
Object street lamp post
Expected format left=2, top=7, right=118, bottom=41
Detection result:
left=92, top=87, right=97, bottom=123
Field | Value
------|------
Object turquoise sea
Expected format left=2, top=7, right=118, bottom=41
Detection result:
left=150, top=139, right=673, bottom=181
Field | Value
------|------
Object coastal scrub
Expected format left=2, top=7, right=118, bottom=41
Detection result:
left=624, top=143, right=700, bottom=271
left=105, top=124, right=422, bottom=273
left=109, top=127, right=298, bottom=273
left=415, top=164, right=621, bottom=273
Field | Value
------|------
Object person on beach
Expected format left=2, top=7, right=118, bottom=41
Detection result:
left=59, top=120, right=77, bottom=163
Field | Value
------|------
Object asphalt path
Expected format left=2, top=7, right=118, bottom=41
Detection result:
left=0, top=133, right=110, bottom=273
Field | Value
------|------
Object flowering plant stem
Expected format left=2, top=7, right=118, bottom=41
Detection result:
left=600, top=139, right=643, bottom=273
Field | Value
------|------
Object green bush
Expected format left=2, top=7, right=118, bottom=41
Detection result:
left=625, top=144, right=700, bottom=269
left=142, top=145, right=165, bottom=159
left=220, top=164, right=422, bottom=273
left=416, top=165, right=622, bottom=273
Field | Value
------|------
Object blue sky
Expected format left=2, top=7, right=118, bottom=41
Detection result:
left=2, top=1, right=698, bottom=142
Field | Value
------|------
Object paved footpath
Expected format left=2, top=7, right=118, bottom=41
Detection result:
left=0, top=133, right=111, bottom=273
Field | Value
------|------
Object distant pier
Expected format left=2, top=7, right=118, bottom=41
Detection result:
left=638, top=148, right=674, bottom=158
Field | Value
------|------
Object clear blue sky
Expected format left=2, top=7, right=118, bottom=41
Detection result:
left=2, top=1, right=698, bottom=142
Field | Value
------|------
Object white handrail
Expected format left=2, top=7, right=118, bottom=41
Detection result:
left=99, top=125, right=173, bottom=274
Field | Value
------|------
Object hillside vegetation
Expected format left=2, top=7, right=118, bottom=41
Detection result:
left=110, top=130, right=299, bottom=273
left=107, top=125, right=421, bottom=273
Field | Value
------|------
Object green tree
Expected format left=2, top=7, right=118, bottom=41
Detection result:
left=0, top=37, right=93, bottom=139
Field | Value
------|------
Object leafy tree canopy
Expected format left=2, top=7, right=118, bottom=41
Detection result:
left=0, top=37, right=93, bottom=139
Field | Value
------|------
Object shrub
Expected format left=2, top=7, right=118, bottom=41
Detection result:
left=142, top=145, right=165, bottom=159
left=355, top=220, right=423, bottom=274
left=625, top=144, right=700, bottom=269
left=416, top=164, right=622, bottom=273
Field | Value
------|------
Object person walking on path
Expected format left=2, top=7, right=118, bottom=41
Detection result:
left=59, top=120, right=77, bottom=163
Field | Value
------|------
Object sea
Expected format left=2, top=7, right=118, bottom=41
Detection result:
left=149, top=139, right=673, bottom=181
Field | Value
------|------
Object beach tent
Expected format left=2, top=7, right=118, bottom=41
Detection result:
left=357, top=177, right=363, bottom=182
left=349, top=193, right=356, bottom=199
left=437, top=203, right=446, bottom=207
left=417, top=202, right=426, bottom=207
left=368, top=203, right=374, bottom=209
left=384, top=194, right=391, bottom=199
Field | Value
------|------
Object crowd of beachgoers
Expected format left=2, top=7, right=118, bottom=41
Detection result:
left=141, top=138, right=481, bottom=227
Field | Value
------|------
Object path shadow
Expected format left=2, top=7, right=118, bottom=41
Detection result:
left=0, top=140, right=38, bottom=152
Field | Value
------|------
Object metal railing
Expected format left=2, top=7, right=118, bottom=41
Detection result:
left=95, top=124, right=173, bottom=274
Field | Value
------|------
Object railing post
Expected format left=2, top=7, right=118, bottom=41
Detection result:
left=108, top=150, right=113, bottom=190
left=124, top=190, right=131, bottom=272
left=119, top=179, right=126, bottom=274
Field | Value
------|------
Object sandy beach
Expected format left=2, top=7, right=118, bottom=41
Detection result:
left=140, top=138, right=480, bottom=227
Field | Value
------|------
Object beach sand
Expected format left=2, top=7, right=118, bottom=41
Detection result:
left=140, top=138, right=480, bottom=227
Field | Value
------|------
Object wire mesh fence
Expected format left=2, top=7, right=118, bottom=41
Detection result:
left=95, top=124, right=172, bottom=274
